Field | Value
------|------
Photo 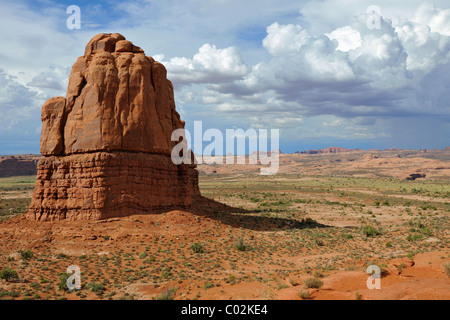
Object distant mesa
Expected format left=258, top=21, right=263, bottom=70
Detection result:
left=27, top=33, right=200, bottom=221
left=0, top=155, right=39, bottom=178
left=294, top=146, right=450, bottom=155
left=297, top=147, right=353, bottom=154
left=250, top=149, right=283, bottom=156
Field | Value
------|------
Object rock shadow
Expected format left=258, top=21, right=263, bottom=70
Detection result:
left=190, top=196, right=329, bottom=231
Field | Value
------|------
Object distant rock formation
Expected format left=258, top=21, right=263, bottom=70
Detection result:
left=0, top=155, right=39, bottom=178
left=27, top=33, right=200, bottom=221
left=251, top=149, right=283, bottom=156
left=299, top=147, right=353, bottom=155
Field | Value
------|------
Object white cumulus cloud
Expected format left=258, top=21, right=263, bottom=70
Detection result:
left=162, top=44, right=249, bottom=86
left=326, top=26, right=362, bottom=52
left=263, top=23, right=310, bottom=56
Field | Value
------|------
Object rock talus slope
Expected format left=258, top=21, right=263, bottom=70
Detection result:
left=27, top=33, right=200, bottom=221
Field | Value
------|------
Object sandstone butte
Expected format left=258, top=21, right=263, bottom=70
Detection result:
left=26, top=33, right=200, bottom=221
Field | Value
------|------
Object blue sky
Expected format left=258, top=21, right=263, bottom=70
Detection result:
left=0, top=0, right=449, bottom=154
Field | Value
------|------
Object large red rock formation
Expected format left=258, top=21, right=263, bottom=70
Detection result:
left=27, top=33, right=200, bottom=221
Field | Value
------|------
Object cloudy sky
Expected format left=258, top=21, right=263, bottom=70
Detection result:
left=0, top=0, right=449, bottom=154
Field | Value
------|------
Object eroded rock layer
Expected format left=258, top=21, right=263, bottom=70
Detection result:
left=27, top=33, right=200, bottom=221
left=28, top=153, right=199, bottom=221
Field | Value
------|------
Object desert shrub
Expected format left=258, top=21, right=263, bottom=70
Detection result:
left=0, top=290, right=20, bottom=298
left=161, top=270, right=171, bottom=278
left=397, top=263, right=406, bottom=275
left=0, top=267, right=19, bottom=282
left=313, top=271, right=325, bottom=278
left=303, top=277, right=323, bottom=289
left=444, top=262, right=450, bottom=277
left=117, top=293, right=136, bottom=300
left=298, top=290, right=310, bottom=299
left=191, top=242, right=205, bottom=253
left=88, top=282, right=105, bottom=295
left=154, top=287, right=177, bottom=300
left=406, top=234, right=423, bottom=241
left=58, top=273, right=71, bottom=291
left=234, top=237, right=250, bottom=251
left=144, top=256, right=156, bottom=263
left=226, top=275, right=236, bottom=284
left=139, top=252, right=148, bottom=259
left=289, top=279, right=299, bottom=286
left=56, top=253, right=68, bottom=259
left=203, top=282, right=215, bottom=290
left=19, top=249, right=33, bottom=260
left=361, top=225, right=379, bottom=237
left=420, top=228, right=431, bottom=236
left=409, top=219, right=425, bottom=229
left=315, top=239, right=324, bottom=246
left=276, top=282, right=289, bottom=290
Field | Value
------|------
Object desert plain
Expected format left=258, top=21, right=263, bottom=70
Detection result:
left=0, top=148, right=449, bottom=300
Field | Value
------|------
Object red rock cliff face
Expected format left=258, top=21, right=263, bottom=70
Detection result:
left=27, top=33, right=200, bottom=221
